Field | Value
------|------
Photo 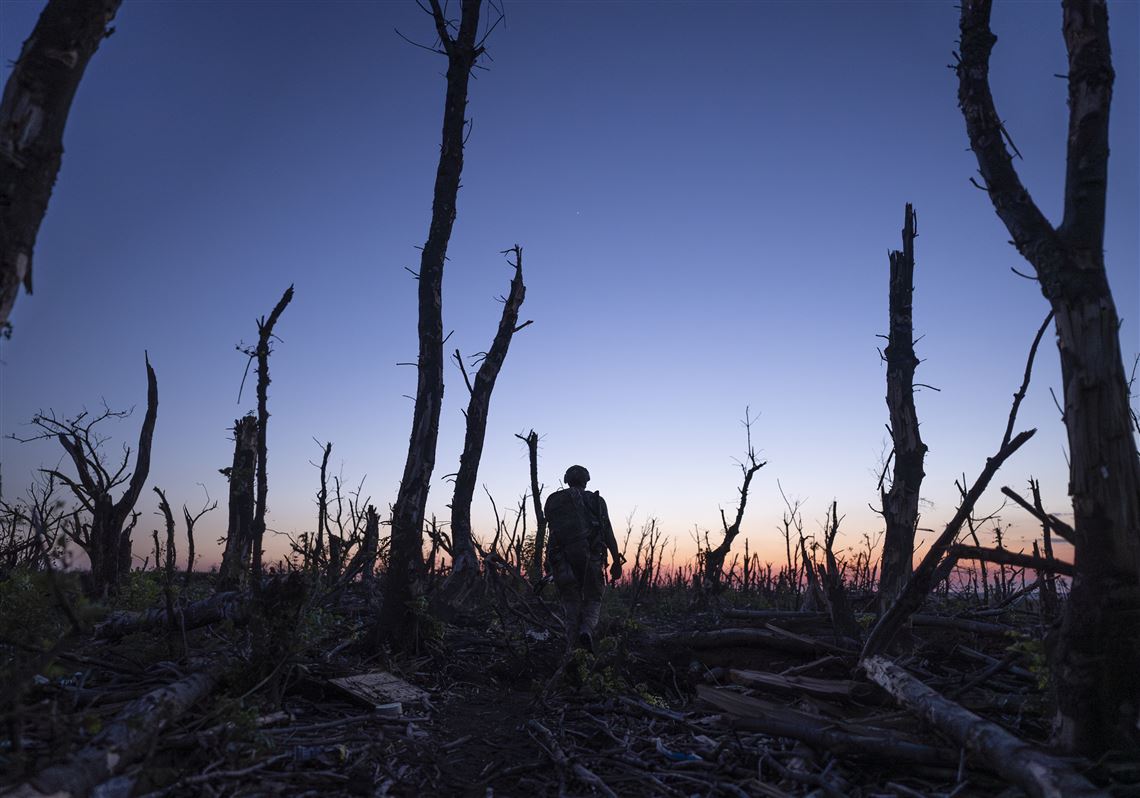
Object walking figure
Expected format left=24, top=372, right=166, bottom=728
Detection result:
left=543, top=465, right=623, bottom=652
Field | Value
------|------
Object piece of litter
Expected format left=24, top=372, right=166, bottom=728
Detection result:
left=330, top=671, right=429, bottom=710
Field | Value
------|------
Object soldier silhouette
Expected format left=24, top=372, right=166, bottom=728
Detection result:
left=543, top=465, right=623, bottom=652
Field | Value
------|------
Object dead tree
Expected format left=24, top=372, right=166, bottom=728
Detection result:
left=957, top=0, right=1140, bottom=752
left=446, top=246, right=531, bottom=588
left=517, top=429, right=546, bottom=580
left=182, top=490, right=215, bottom=582
left=879, top=203, right=927, bottom=611
left=703, top=408, right=766, bottom=589
left=25, top=355, right=158, bottom=597
left=312, top=440, right=332, bottom=578
left=862, top=314, right=1049, bottom=659
left=820, top=501, right=861, bottom=640
left=217, top=415, right=257, bottom=589
left=360, top=504, right=380, bottom=585
left=0, top=0, right=122, bottom=330
left=376, top=0, right=489, bottom=646
left=248, top=285, right=293, bottom=584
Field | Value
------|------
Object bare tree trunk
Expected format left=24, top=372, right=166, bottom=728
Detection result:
left=361, top=504, right=379, bottom=586
left=447, top=247, right=530, bottom=586
left=154, top=486, right=178, bottom=640
left=519, top=429, right=546, bottom=580
left=314, top=440, right=331, bottom=578
left=0, top=0, right=122, bottom=330
left=218, top=415, right=257, bottom=590
left=958, top=0, right=1140, bottom=753
left=879, top=204, right=927, bottom=612
left=863, top=315, right=1049, bottom=658
left=182, top=494, right=215, bottom=584
left=250, top=286, right=293, bottom=585
left=820, top=502, right=861, bottom=640
left=376, top=0, right=485, bottom=647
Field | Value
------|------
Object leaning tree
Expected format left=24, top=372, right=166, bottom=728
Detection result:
left=957, top=0, right=1140, bottom=753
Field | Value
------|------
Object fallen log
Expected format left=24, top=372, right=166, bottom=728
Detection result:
left=94, top=591, right=245, bottom=640
left=9, top=666, right=221, bottom=797
left=910, top=613, right=1019, bottom=637
left=696, top=684, right=956, bottom=766
left=668, top=628, right=856, bottom=656
left=722, top=609, right=828, bottom=623
left=861, top=655, right=1101, bottom=798
left=726, top=668, right=879, bottom=702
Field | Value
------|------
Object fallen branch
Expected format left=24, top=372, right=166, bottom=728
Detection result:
left=861, top=656, right=1100, bottom=798
left=999, top=485, right=1075, bottom=544
left=525, top=719, right=617, bottom=798
left=11, top=665, right=222, bottom=797
left=666, top=628, right=856, bottom=656
left=947, top=544, right=1074, bottom=578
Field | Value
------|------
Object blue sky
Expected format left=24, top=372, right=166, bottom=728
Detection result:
left=1, top=0, right=1136, bottom=568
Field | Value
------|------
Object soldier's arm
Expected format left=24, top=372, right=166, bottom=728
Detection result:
left=597, top=496, right=622, bottom=561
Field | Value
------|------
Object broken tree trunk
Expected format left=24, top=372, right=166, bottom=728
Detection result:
left=447, top=246, right=530, bottom=587
left=820, top=501, right=862, bottom=640
left=958, top=0, right=1140, bottom=752
left=218, top=415, right=257, bottom=590
left=376, top=0, right=486, bottom=648
left=11, top=665, right=221, bottom=798
left=313, top=440, right=332, bottom=579
left=360, top=504, right=380, bottom=585
left=879, top=203, right=927, bottom=612
left=250, top=285, right=293, bottom=585
left=0, top=0, right=122, bottom=329
left=862, top=656, right=1101, bottom=797
left=519, top=429, right=546, bottom=580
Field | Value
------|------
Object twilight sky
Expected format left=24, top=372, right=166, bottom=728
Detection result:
left=1, top=0, right=1137, bottom=570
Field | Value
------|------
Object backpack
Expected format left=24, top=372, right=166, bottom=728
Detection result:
left=544, top=488, right=602, bottom=553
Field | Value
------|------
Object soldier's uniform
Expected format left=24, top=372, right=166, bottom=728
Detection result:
left=544, top=470, right=620, bottom=651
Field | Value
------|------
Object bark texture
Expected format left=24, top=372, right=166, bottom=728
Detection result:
left=879, top=203, right=927, bottom=611
left=0, top=0, right=121, bottom=329
left=958, top=0, right=1140, bottom=753
left=376, top=0, right=484, bottom=647
left=218, top=415, right=257, bottom=589
left=448, top=246, right=529, bottom=580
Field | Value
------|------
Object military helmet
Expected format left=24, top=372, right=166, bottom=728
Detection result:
left=564, top=465, right=590, bottom=486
